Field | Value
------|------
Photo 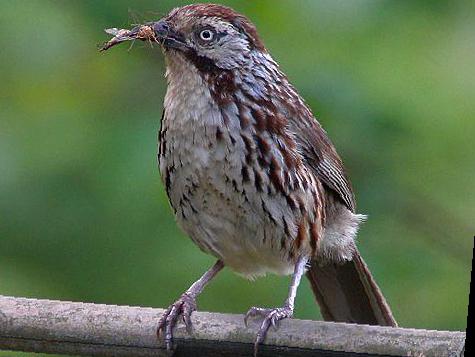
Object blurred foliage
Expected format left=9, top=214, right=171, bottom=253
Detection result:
left=0, top=1, right=473, bottom=355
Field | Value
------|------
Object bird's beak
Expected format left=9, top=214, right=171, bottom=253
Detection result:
left=151, top=20, right=187, bottom=50
left=100, top=19, right=187, bottom=52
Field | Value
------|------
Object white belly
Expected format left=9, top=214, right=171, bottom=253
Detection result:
left=160, top=123, right=294, bottom=279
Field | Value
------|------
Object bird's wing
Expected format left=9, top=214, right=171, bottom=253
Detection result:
left=289, top=113, right=356, bottom=212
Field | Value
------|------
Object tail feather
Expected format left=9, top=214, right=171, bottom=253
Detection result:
left=306, top=249, right=397, bottom=326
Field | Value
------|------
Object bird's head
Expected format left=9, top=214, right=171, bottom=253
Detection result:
left=156, top=4, right=266, bottom=71
left=102, top=4, right=266, bottom=72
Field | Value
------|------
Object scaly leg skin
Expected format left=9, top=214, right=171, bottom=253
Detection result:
left=157, top=260, right=224, bottom=350
left=245, top=256, right=308, bottom=357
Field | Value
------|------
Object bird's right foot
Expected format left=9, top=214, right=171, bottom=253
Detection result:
left=245, top=305, right=294, bottom=357
left=157, top=292, right=197, bottom=350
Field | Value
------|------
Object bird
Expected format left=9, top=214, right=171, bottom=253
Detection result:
left=101, top=3, right=397, bottom=355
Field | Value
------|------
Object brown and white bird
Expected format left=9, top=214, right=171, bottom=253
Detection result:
left=102, top=3, right=397, bottom=354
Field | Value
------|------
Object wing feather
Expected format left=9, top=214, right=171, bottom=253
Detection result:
left=289, top=112, right=356, bottom=212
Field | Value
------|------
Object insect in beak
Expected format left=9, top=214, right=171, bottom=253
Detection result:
left=100, top=24, right=158, bottom=52
left=100, top=19, right=188, bottom=52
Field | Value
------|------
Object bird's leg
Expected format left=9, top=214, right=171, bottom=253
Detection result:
left=245, top=256, right=308, bottom=356
left=157, top=260, right=224, bottom=350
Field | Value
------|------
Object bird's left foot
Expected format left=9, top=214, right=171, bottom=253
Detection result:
left=244, top=305, right=293, bottom=356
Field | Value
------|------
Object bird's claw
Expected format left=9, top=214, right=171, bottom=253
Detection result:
left=157, top=293, right=197, bottom=350
left=244, top=305, right=293, bottom=356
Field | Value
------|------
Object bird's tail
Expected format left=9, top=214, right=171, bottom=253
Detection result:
left=306, top=248, right=397, bottom=326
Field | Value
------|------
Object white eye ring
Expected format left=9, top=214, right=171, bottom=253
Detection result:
left=199, top=29, right=214, bottom=42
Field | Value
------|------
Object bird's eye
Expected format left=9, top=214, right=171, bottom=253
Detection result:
left=199, top=29, right=214, bottom=42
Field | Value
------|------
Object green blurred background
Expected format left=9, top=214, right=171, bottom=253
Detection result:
left=1, top=0, right=473, bottom=355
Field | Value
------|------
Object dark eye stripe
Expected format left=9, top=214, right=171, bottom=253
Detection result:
left=195, top=27, right=228, bottom=45
left=215, top=31, right=227, bottom=41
